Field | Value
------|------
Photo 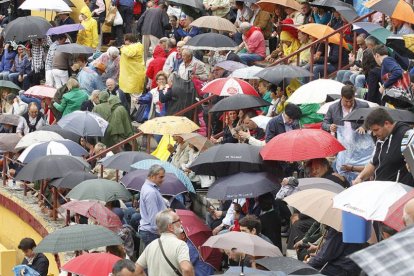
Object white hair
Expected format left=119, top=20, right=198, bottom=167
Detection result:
left=107, top=46, right=120, bottom=58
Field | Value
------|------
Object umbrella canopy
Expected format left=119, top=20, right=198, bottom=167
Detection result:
left=365, top=0, right=414, bottom=24
left=261, top=129, right=346, bottom=162
left=384, top=189, right=414, bottom=231
left=138, top=116, right=199, bottom=135
left=353, top=22, right=392, bottom=45
left=298, top=178, right=345, bottom=194
left=58, top=111, right=108, bottom=137
left=63, top=0, right=76, bottom=7
left=203, top=231, right=282, bottom=257
left=56, top=43, right=95, bottom=54
left=287, top=79, right=344, bottom=105
left=298, top=23, right=349, bottom=49
left=34, top=224, right=122, bottom=253
left=190, top=16, right=237, bottom=33
left=131, top=159, right=195, bottom=193
left=250, top=115, right=272, bottom=130
left=0, top=80, right=21, bottom=91
left=18, top=140, right=88, bottom=163
left=185, top=33, right=237, bottom=51
left=19, top=0, right=72, bottom=11
left=256, top=257, right=319, bottom=275
left=121, top=170, right=188, bottom=196
left=342, top=107, right=414, bottom=123
left=46, top=24, right=84, bottom=36
left=168, top=0, right=204, bottom=9
left=61, top=201, right=123, bottom=232
left=230, top=66, right=264, bottom=79
left=38, top=125, right=81, bottom=142
left=189, top=143, right=264, bottom=177
left=3, top=16, right=52, bottom=42
left=386, top=35, right=414, bottom=59
left=209, top=94, right=271, bottom=113
left=101, top=151, right=158, bottom=172
left=318, top=99, right=379, bottom=114
left=15, top=131, right=64, bottom=150
left=215, top=61, right=247, bottom=72
left=207, top=172, right=279, bottom=200
left=284, top=189, right=342, bottom=231
left=311, top=0, right=358, bottom=22
left=50, top=171, right=97, bottom=189
left=0, top=134, right=21, bottom=152
left=62, top=253, right=121, bottom=276
left=66, top=179, right=132, bottom=202
left=0, top=114, right=21, bottom=126
left=202, top=77, right=259, bottom=96
left=221, top=267, right=285, bottom=275
left=24, top=85, right=57, bottom=99
left=256, top=0, right=301, bottom=13
left=255, top=65, right=312, bottom=85
left=333, top=181, right=407, bottom=221
left=177, top=133, right=213, bottom=151
left=15, top=155, right=88, bottom=181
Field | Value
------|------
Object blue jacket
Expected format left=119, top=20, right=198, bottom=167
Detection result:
left=187, top=240, right=215, bottom=276
left=265, top=114, right=300, bottom=143
left=11, top=54, right=31, bottom=75
left=381, top=56, right=404, bottom=88
left=0, top=49, right=16, bottom=72
left=112, top=0, right=133, bottom=7
left=176, top=26, right=201, bottom=40
left=137, top=92, right=153, bottom=122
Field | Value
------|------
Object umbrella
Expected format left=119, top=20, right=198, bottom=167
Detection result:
left=62, top=253, right=121, bottom=276
left=287, top=79, right=344, bottom=105
left=317, top=99, right=379, bottom=114
left=384, top=189, right=414, bottom=231
left=256, top=257, right=319, bottom=275
left=23, top=85, right=57, bottom=99
left=0, top=80, right=21, bottom=91
left=260, top=129, right=346, bottom=162
left=216, top=61, right=248, bottom=72
left=13, top=265, right=41, bottom=276
left=297, top=177, right=345, bottom=194
left=56, top=43, right=95, bottom=55
left=176, top=209, right=222, bottom=271
left=209, top=94, right=271, bottom=113
left=19, top=0, right=72, bottom=12
left=177, top=133, right=213, bottom=151
left=15, top=155, right=88, bottom=181
left=0, top=134, right=21, bottom=152
left=167, top=0, right=204, bottom=10
left=250, top=115, right=272, bottom=130
left=121, top=170, right=188, bottom=196
left=256, top=0, right=302, bottom=13
left=63, top=0, right=76, bottom=7
left=342, top=107, right=414, bottom=123
left=297, top=23, right=349, bottom=49
left=46, top=24, right=84, bottom=36
left=333, top=181, right=407, bottom=221
left=50, top=171, right=97, bottom=189
left=61, top=201, right=123, bottom=232
left=34, top=224, right=122, bottom=253
left=18, top=140, right=88, bottom=163
left=386, top=35, right=414, bottom=59
left=58, top=111, right=108, bottom=137
left=349, top=225, right=414, bottom=276
left=311, top=0, right=358, bottom=22
left=185, top=33, right=238, bottom=51
left=3, top=16, right=52, bottom=42
left=190, top=16, right=237, bottom=33
left=66, top=179, right=132, bottom=202
left=189, top=143, right=264, bottom=177
left=101, top=151, right=158, bottom=172
left=15, top=131, right=64, bottom=150
left=207, top=172, right=279, bottom=200
left=284, top=189, right=342, bottom=231
left=221, top=267, right=285, bottom=275
left=353, top=22, right=392, bottom=45
left=255, top=65, right=312, bottom=85
left=203, top=231, right=282, bottom=257
left=365, top=0, right=414, bottom=24
left=230, top=66, right=264, bottom=80
left=202, top=77, right=259, bottom=97
left=38, top=125, right=81, bottom=142
left=138, top=116, right=199, bottom=135
left=131, top=159, right=195, bottom=193
left=0, top=114, right=21, bottom=126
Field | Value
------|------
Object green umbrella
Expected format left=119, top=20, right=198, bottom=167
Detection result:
left=0, top=80, right=21, bottom=91
left=66, top=179, right=132, bottom=202
left=34, top=224, right=122, bottom=253
left=353, top=22, right=392, bottom=45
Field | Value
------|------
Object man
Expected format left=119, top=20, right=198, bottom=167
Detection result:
left=312, top=42, right=349, bottom=79
left=18, top=238, right=49, bottom=276
left=112, top=259, right=137, bottom=276
left=237, top=22, right=266, bottom=65
left=139, top=165, right=168, bottom=247
left=75, top=55, right=105, bottom=95
left=163, top=40, right=185, bottom=74
left=106, top=78, right=130, bottom=112
left=265, top=103, right=302, bottom=142
left=178, top=49, right=208, bottom=81
left=22, top=102, right=45, bottom=133
left=354, top=108, right=414, bottom=185
left=45, top=34, right=67, bottom=87
left=112, top=0, right=134, bottom=34
left=203, top=0, right=231, bottom=18
left=81, top=90, right=101, bottom=111
left=176, top=16, right=201, bottom=41
left=136, top=209, right=195, bottom=276
left=57, top=12, right=77, bottom=42
left=322, top=84, right=369, bottom=135
left=403, top=198, right=414, bottom=227
left=5, top=94, right=27, bottom=116
left=239, top=215, right=273, bottom=244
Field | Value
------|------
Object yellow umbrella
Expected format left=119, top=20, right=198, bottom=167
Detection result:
left=256, top=0, right=302, bottom=13
left=298, top=23, right=350, bottom=50
left=138, top=116, right=199, bottom=135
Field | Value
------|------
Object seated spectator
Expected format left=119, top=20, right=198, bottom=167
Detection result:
left=178, top=49, right=208, bottom=81
left=312, top=6, right=331, bottom=25
left=238, top=110, right=266, bottom=146
left=306, top=158, right=349, bottom=188
left=4, top=94, right=27, bottom=116
left=0, top=42, right=16, bottom=80
left=91, top=143, right=117, bottom=180
left=312, top=43, right=349, bottom=79
left=237, top=22, right=266, bottom=65
left=106, top=78, right=130, bottom=113
left=75, top=55, right=105, bottom=95
left=53, top=78, right=89, bottom=116
left=285, top=6, right=304, bottom=25
left=265, top=103, right=302, bottom=142
left=22, top=102, right=45, bottom=133
left=362, top=49, right=382, bottom=105
left=81, top=90, right=101, bottom=111
left=239, top=215, right=273, bottom=244
left=266, top=27, right=301, bottom=64
left=18, top=238, right=49, bottom=276
left=92, top=46, right=120, bottom=82
left=258, top=193, right=282, bottom=251
left=391, top=18, right=414, bottom=35
left=163, top=40, right=184, bottom=74
left=210, top=110, right=239, bottom=144
left=297, top=31, right=312, bottom=66
left=168, top=135, right=190, bottom=169
left=250, top=3, right=272, bottom=39
left=9, top=45, right=31, bottom=88
left=176, top=15, right=200, bottom=40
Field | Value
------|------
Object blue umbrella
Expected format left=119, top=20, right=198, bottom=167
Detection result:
left=13, top=265, right=40, bottom=276
left=131, top=159, right=195, bottom=193
left=46, top=23, right=84, bottom=35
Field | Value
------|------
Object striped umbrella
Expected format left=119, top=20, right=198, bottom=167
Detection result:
left=202, top=77, right=259, bottom=97
left=365, top=0, right=414, bottom=24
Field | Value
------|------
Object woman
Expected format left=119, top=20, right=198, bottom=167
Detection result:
left=297, top=31, right=312, bottom=66
left=149, top=71, right=169, bottom=117
left=77, top=6, right=99, bottom=48
left=266, top=21, right=301, bottom=64
left=53, top=78, right=89, bottom=116
left=9, top=45, right=31, bottom=87
left=210, top=110, right=239, bottom=144
left=92, top=46, right=120, bottom=82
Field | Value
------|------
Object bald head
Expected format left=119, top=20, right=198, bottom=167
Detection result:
left=403, top=198, right=414, bottom=227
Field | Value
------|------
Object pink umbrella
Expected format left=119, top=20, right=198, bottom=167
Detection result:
left=201, top=77, right=259, bottom=96
left=24, top=85, right=57, bottom=98
left=384, top=189, right=414, bottom=231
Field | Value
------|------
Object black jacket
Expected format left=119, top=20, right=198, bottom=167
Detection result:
left=137, top=7, right=170, bottom=38
left=322, top=99, right=369, bottom=132
left=22, top=253, right=49, bottom=276
left=265, top=113, right=300, bottom=143
left=81, top=99, right=95, bottom=112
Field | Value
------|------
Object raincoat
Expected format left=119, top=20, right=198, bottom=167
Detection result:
left=92, top=92, right=111, bottom=121
left=280, top=31, right=301, bottom=64
left=119, top=42, right=145, bottom=94
left=146, top=45, right=167, bottom=89
left=53, top=87, right=89, bottom=116
left=77, top=6, right=99, bottom=48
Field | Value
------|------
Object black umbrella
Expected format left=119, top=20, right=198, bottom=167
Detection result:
left=0, top=114, right=21, bottom=126
left=256, top=257, right=319, bottom=275
left=207, top=172, right=279, bottom=200
left=342, top=107, right=414, bottom=123
left=50, top=171, right=98, bottom=189
left=189, top=143, right=264, bottom=177
left=255, top=65, right=312, bottom=85
left=63, top=0, right=76, bottom=7
left=3, top=16, right=52, bottom=42
left=56, top=43, right=95, bottom=55
left=333, top=5, right=358, bottom=22
left=386, top=35, right=414, bottom=59
left=167, top=0, right=204, bottom=10
left=38, top=125, right=81, bottom=142
left=209, top=94, right=271, bottom=113
left=185, top=33, right=237, bottom=51
left=101, top=151, right=158, bottom=172
left=310, top=0, right=350, bottom=9
left=0, top=133, right=21, bottom=152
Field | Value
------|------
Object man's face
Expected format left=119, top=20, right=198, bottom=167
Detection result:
left=182, top=52, right=192, bottom=63
left=284, top=113, right=294, bottom=125
left=212, top=67, right=225, bottom=79
left=309, top=162, right=327, bottom=177
left=170, top=17, right=177, bottom=27
left=106, top=80, right=115, bottom=91
left=114, top=268, right=138, bottom=276
left=28, top=107, right=38, bottom=119
left=240, top=226, right=256, bottom=235
left=369, top=122, right=393, bottom=141
left=243, top=116, right=257, bottom=130
left=341, top=97, right=354, bottom=109
left=374, top=53, right=381, bottom=66
left=22, top=249, right=34, bottom=258
left=150, top=171, right=165, bottom=186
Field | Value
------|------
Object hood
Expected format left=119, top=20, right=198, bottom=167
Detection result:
left=108, top=95, right=121, bottom=110
left=153, top=45, right=167, bottom=59
left=80, top=6, right=92, bottom=20
left=99, top=91, right=110, bottom=103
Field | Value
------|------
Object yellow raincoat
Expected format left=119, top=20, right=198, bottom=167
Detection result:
left=77, top=6, right=99, bottom=48
left=119, top=42, right=145, bottom=94
left=280, top=31, right=301, bottom=64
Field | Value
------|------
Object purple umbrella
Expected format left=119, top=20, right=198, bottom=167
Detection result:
left=46, top=24, right=84, bottom=36
left=215, top=60, right=247, bottom=72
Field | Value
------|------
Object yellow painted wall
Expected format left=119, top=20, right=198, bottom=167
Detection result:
left=0, top=205, right=59, bottom=276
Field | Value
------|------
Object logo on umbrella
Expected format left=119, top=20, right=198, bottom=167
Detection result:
left=227, top=87, right=238, bottom=95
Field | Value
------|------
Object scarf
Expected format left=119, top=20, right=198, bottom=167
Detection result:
left=245, top=26, right=262, bottom=39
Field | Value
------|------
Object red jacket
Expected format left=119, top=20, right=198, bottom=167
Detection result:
left=146, top=45, right=167, bottom=88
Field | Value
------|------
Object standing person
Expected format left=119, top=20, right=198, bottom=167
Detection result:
left=112, top=0, right=134, bottom=36
left=139, top=165, right=168, bottom=247
left=18, top=238, right=49, bottom=276
left=203, top=0, right=231, bottom=18
left=57, top=12, right=77, bottom=42
left=136, top=209, right=195, bottom=276
left=53, top=78, right=89, bottom=116
left=77, top=6, right=99, bottom=49
left=146, top=39, right=168, bottom=89
left=45, top=34, right=67, bottom=87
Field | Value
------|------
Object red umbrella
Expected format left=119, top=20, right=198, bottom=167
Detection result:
left=384, top=189, right=414, bottom=231
left=176, top=209, right=222, bottom=271
left=62, top=201, right=123, bottom=232
left=62, top=253, right=121, bottom=276
left=260, top=129, right=345, bottom=162
left=24, top=85, right=57, bottom=98
left=201, top=77, right=259, bottom=96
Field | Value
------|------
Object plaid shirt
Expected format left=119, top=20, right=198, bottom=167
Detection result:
left=45, top=42, right=58, bottom=71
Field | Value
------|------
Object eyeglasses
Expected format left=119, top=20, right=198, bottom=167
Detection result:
left=171, top=219, right=181, bottom=224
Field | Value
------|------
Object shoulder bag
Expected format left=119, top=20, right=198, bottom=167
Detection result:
left=158, top=238, right=183, bottom=276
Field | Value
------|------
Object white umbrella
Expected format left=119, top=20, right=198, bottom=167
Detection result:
left=19, top=0, right=72, bottom=12
left=15, top=131, right=64, bottom=150
left=333, top=181, right=407, bottom=221
left=251, top=115, right=272, bottom=130
left=230, top=66, right=264, bottom=80
left=287, top=79, right=344, bottom=105
left=317, top=99, right=379, bottom=114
